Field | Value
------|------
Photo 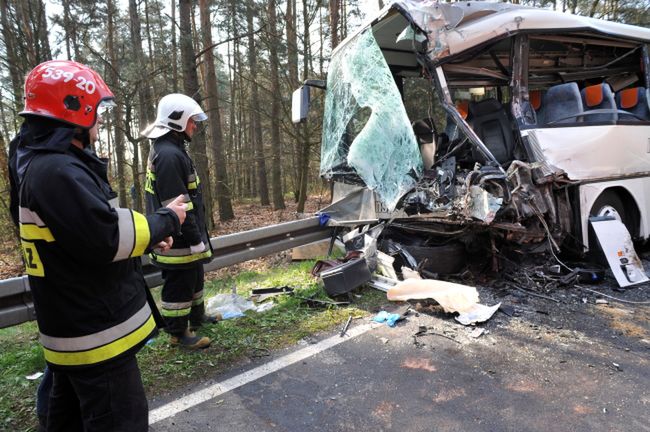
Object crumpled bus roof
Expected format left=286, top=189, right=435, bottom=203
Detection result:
left=337, top=1, right=650, bottom=63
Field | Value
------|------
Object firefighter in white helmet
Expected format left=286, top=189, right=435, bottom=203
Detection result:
left=143, top=94, right=215, bottom=349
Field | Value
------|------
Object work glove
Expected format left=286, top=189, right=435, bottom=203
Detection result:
left=190, top=242, right=206, bottom=254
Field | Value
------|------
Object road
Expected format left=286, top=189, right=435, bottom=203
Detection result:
left=148, top=276, right=650, bottom=432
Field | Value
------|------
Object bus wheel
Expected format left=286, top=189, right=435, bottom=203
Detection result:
left=591, top=190, right=635, bottom=229
left=589, top=190, right=638, bottom=253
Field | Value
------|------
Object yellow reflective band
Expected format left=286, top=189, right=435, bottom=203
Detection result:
left=43, top=315, right=156, bottom=366
left=153, top=250, right=212, bottom=265
left=186, top=202, right=194, bottom=211
left=21, top=240, right=45, bottom=277
left=192, top=296, right=203, bottom=306
left=20, top=224, right=55, bottom=242
left=187, top=181, right=198, bottom=190
left=161, top=307, right=191, bottom=318
left=131, top=211, right=151, bottom=258
left=145, top=170, right=156, bottom=194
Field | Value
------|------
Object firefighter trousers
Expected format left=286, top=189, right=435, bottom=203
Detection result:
left=161, top=266, right=205, bottom=335
left=45, top=355, right=148, bottom=432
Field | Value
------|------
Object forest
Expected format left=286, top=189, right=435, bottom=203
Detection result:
left=0, top=0, right=648, bottom=254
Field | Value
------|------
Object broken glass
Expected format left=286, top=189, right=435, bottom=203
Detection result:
left=321, top=29, right=423, bottom=210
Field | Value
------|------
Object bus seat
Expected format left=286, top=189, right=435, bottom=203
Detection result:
left=616, top=87, right=650, bottom=121
left=444, top=100, right=470, bottom=142
left=542, top=82, right=583, bottom=124
left=581, top=83, right=617, bottom=122
left=529, top=89, right=545, bottom=124
left=456, top=100, right=469, bottom=120
left=468, top=98, right=514, bottom=165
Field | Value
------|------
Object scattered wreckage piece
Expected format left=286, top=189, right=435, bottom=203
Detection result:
left=320, top=258, right=372, bottom=297
left=590, top=217, right=649, bottom=287
left=367, top=274, right=399, bottom=293
left=455, top=303, right=501, bottom=326
left=387, top=279, right=479, bottom=311
left=413, top=326, right=461, bottom=347
left=297, top=295, right=350, bottom=309
left=250, top=286, right=295, bottom=303
left=387, top=279, right=501, bottom=325
left=339, top=315, right=353, bottom=337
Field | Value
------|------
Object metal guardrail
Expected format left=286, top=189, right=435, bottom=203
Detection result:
left=0, top=217, right=332, bottom=329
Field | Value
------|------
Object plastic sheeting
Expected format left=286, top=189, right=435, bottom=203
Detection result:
left=321, top=29, right=423, bottom=211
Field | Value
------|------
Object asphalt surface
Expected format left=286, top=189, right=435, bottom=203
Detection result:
left=148, top=267, right=650, bottom=432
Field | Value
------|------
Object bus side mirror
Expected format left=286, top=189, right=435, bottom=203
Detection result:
left=292, top=85, right=310, bottom=124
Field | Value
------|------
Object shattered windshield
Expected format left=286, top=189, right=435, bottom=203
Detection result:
left=321, top=29, right=423, bottom=211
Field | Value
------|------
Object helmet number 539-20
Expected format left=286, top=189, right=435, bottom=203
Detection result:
left=41, top=67, right=96, bottom=94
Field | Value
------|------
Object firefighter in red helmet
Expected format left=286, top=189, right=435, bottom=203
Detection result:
left=14, top=60, right=186, bottom=431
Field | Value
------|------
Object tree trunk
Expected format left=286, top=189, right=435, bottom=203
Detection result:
left=0, top=0, right=24, bottom=117
left=36, top=0, right=52, bottom=61
left=129, top=0, right=155, bottom=211
left=227, top=6, right=239, bottom=199
left=124, top=102, right=142, bottom=211
left=171, top=0, right=179, bottom=92
left=267, top=0, right=285, bottom=209
left=107, top=0, right=128, bottom=207
left=199, top=0, right=234, bottom=221
left=297, top=0, right=312, bottom=213
left=62, top=0, right=72, bottom=59
left=329, top=0, right=339, bottom=50
left=286, top=0, right=301, bottom=202
left=15, top=1, right=37, bottom=67
left=179, top=0, right=215, bottom=228
left=246, top=0, right=270, bottom=206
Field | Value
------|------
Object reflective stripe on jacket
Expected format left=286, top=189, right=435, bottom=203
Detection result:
left=17, top=125, right=180, bottom=370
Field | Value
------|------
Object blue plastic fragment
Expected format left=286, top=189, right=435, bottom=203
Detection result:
left=372, top=310, right=401, bottom=327
left=318, top=213, right=331, bottom=226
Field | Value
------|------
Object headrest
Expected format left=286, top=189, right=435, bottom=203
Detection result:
left=530, top=90, right=542, bottom=111
left=584, top=84, right=604, bottom=108
left=455, top=100, right=469, bottom=119
left=469, top=98, right=503, bottom=117
left=619, top=87, right=639, bottom=109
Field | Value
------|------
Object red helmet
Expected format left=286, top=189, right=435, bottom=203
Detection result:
left=20, top=60, right=115, bottom=129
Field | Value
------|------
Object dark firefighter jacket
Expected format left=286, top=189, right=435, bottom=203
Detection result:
left=145, top=132, right=212, bottom=269
left=16, top=121, right=180, bottom=370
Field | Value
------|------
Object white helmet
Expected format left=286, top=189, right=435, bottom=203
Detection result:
left=141, top=93, right=208, bottom=139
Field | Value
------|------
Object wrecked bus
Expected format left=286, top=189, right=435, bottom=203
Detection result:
left=293, top=1, right=650, bottom=267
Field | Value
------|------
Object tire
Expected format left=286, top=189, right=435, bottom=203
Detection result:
left=588, top=190, right=637, bottom=253
left=590, top=190, right=633, bottom=233
left=403, top=242, right=467, bottom=274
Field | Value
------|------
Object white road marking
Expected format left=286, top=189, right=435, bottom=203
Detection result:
left=149, top=322, right=376, bottom=424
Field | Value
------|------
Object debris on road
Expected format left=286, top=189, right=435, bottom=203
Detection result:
left=590, top=218, right=649, bottom=287
left=372, top=311, right=402, bottom=327
left=413, top=326, right=461, bottom=346
left=455, top=303, right=501, bottom=326
left=206, top=292, right=271, bottom=319
left=25, top=372, right=43, bottom=381
left=340, top=315, right=353, bottom=337
left=321, top=258, right=372, bottom=297
left=250, top=286, right=294, bottom=303
left=297, top=295, right=349, bottom=309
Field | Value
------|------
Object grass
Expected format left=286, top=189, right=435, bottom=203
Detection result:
left=0, top=259, right=387, bottom=431
left=0, top=322, right=44, bottom=432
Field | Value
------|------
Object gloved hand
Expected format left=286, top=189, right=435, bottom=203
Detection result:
left=190, top=242, right=205, bottom=254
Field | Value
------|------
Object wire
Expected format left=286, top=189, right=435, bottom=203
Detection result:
left=547, top=236, right=574, bottom=272
left=578, top=286, right=650, bottom=304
